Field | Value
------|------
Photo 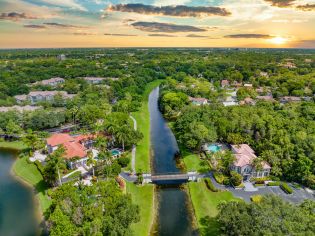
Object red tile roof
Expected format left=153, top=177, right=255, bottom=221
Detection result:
left=62, top=142, right=86, bottom=159
left=47, top=133, right=74, bottom=147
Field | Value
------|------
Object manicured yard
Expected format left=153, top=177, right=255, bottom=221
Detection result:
left=0, top=141, right=28, bottom=151
left=188, top=181, right=239, bottom=235
left=132, top=80, right=162, bottom=172
left=181, top=148, right=205, bottom=172
left=126, top=182, right=155, bottom=236
left=13, top=155, right=51, bottom=214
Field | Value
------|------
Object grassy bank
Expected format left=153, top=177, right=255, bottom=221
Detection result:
left=126, top=182, right=155, bottom=236
left=188, top=181, right=239, bottom=235
left=12, top=156, right=51, bottom=215
left=0, top=141, right=28, bottom=152
left=132, top=80, right=163, bottom=172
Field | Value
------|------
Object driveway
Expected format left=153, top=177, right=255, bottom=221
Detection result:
left=209, top=174, right=315, bottom=203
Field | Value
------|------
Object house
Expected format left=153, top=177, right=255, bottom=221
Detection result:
left=279, top=96, right=302, bottom=104
left=33, top=77, right=65, bottom=86
left=259, top=72, right=269, bottom=78
left=46, top=133, right=96, bottom=169
left=0, top=105, right=41, bottom=113
left=57, top=54, right=66, bottom=61
left=244, top=83, right=253, bottom=88
left=189, top=97, right=208, bottom=106
left=230, top=144, right=271, bottom=181
left=232, top=81, right=242, bottom=88
left=221, top=80, right=230, bottom=88
left=223, top=90, right=238, bottom=107
left=282, top=62, right=296, bottom=69
left=83, top=77, right=119, bottom=84
left=15, top=91, right=74, bottom=104
left=256, top=95, right=275, bottom=102
left=239, top=97, right=255, bottom=105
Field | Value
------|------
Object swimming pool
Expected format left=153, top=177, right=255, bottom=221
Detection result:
left=205, top=144, right=221, bottom=153
left=111, top=149, right=121, bottom=156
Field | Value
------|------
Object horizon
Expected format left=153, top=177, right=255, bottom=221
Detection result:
left=0, top=0, right=315, bottom=49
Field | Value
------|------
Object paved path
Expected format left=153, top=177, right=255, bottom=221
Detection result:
left=129, top=115, right=137, bottom=174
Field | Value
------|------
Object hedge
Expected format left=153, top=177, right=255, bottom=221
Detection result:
left=267, top=181, right=280, bottom=186
left=204, top=178, right=218, bottom=192
left=213, top=172, right=225, bottom=184
left=254, top=183, right=265, bottom=187
left=34, top=160, right=45, bottom=175
left=280, top=183, right=293, bottom=194
left=251, top=195, right=263, bottom=203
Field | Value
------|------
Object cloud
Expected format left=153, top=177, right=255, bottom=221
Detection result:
left=43, top=22, right=87, bottom=28
left=131, top=21, right=206, bottom=33
left=148, top=34, right=177, bottom=37
left=0, top=12, right=37, bottom=21
left=224, top=34, right=273, bottom=39
left=107, top=4, right=231, bottom=17
left=296, top=4, right=315, bottom=11
left=264, top=0, right=296, bottom=7
left=40, top=0, right=86, bottom=11
left=186, top=34, right=208, bottom=38
left=291, top=40, right=315, bottom=48
left=23, top=24, right=46, bottom=29
left=104, top=33, right=137, bottom=36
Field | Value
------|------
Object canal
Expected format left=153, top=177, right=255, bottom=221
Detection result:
left=0, top=151, right=38, bottom=236
left=149, top=87, right=195, bottom=236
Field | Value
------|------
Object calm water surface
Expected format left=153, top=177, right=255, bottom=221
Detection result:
left=149, top=87, right=194, bottom=236
left=0, top=152, right=38, bottom=236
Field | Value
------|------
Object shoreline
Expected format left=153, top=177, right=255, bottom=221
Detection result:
left=10, top=157, right=45, bottom=235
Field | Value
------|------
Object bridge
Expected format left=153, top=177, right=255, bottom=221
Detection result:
left=143, top=172, right=200, bottom=184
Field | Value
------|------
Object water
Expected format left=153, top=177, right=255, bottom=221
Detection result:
left=0, top=152, right=38, bottom=236
left=149, top=87, right=194, bottom=236
left=205, top=144, right=221, bottom=153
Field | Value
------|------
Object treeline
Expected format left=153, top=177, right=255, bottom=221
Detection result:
left=172, top=102, right=315, bottom=188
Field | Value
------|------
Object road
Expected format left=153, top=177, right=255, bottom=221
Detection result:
left=130, top=115, right=137, bottom=174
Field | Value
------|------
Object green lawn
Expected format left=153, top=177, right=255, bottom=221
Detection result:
left=13, top=156, right=51, bottom=215
left=126, top=182, right=155, bottom=236
left=181, top=148, right=206, bottom=172
left=132, top=80, right=163, bottom=172
left=0, top=141, right=28, bottom=151
left=188, top=181, right=239, bottom=236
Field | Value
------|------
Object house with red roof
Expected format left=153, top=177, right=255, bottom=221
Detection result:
left=230, top=144, right=271, bottom=181
left=46, top=133, right=95, bottom=168
left=189, top=97, right=208, bottom=106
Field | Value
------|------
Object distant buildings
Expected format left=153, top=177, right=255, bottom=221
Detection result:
left=57, top=54, right=66, bottom=61
left=239, top=97, right=255, bottom=105
left=83, top=77, right=119, bottom=84
left=230, top=144, right=271, bottom=181
left=0, top=105, right=41, bottom=113
left=15, top=91, right=75, bottom=104
left=189, top=97, right=208, bottom=106
left=256, top=95, right=275, bottom=102
left=223, top=90, right=238, bottom=106
left=279, top=96, right=302, bottom=104
left=221, top=79, right=230, bottom=88
left=33, top=77, right=65, bottom=87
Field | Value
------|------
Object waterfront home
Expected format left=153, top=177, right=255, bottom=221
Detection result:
left=83, top=77, right=119, bottom=84
left=33, top=77, right=65, bottom=86
left=0, top=105, right=41, bottom=113
left=46, top=133, right=96, bottom=169
left=230, top=144, right=271, bottom=181
left=15, top=91, right=75, bottom=104
left=189, top=97, right=208, bottom=106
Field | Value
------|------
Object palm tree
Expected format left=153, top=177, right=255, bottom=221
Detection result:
left=86, top=151, right=97, bottom=177
left=44, top=146, right=66, bottom=186
left=94, top=136, right=108, bottom=152
left=115, top=125, right=129, bottom=152
left=22, top=130, right=41, bottom=152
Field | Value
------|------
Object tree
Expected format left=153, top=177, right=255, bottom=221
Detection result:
left=22, top=130, right=42, bottom=151
left=86, top=151, right=96, bottom=177
left=48, top=181, right=139, bottom=235
left=230, top=171, right=242, bottom=186
left=216, top=151, right=235, bottom=175
left=6, top=120, right=22, bottom=135
left=217, top=195, right=315, bottom=236
left=43, top=146, right=66, bottom=186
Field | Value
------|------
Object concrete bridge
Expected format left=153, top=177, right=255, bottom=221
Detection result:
left=143, top=172, right=200, bottom=184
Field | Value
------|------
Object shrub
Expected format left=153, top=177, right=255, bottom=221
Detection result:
left=230, top=171, right=243, bottom=186
left=204, top=178, right=218, bottom=192
left=117, top=157, right=130, bottom=167
left=305, top=175, right=315, bottom=189
left=267, top=181, right=280, bottom=186
left=34, top=160, right=44, bottom=175
left=254, top=183, right=265, bottom=187
left=214, top=172, right=225, bottom=184
left=255, top=179, right=265, bottom=184
left=251, top=195, right=263, bottom=203
left=280, top=183, right=293, bottom=194
left=223, top=178, right=230, bottom=186
left=251, top=176, right=270, bottom=182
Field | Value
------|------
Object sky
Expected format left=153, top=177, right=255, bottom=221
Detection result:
left=0, top=0, right=314, bottom=48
